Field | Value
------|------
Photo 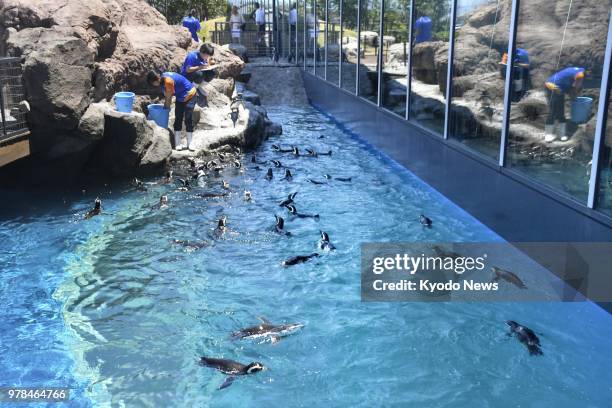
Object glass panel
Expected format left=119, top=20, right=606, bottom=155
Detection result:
left=297, top=1, right=305, bottom=66
left=596, top=75, right=612, bottom=214
left=307, top=0, right=316, bottom=72
left=380, top=0, right=410, bottom=116
left=506, top=0, right=611, bottom=202
left=448, top=0, right=511, bottom=160
left=327, top=0, right=341, bottom=84
left=409, top=0, right=453, bottom=134
left=316, top=0, right=327, bottom=78
left=358, top=0, right=381, bottom=102
left=341, top=0, right=359, bottom=93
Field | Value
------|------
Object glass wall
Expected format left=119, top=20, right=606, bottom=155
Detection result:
left=316, top=0, right=327, bottom=78
left=597, top=78, right=612, bottom=214
left=408, top=0, right=453, bottom=134
left=448, top=0, right=510, bottom=160
left=327, top=0, right=341, bottom=85
left=380, top=0, right=410, bottom=116
left=358, top=0, right=381, bottom=102
left=341, top=0, right=359, bottom=93
left=506, top=0, right=611, bottom=202
left=306, top=0, right=316, bottom=72
left=297, top=0, right=305, bottom=66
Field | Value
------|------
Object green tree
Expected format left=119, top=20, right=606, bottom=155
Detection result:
left=148, top=0, right=229, bottom=24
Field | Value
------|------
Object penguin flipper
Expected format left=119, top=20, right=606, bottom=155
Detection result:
left=219, top=375, right=237, bottom=390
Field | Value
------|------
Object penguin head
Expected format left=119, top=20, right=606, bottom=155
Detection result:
left=218, top=217, right=227, bottom=228
left=324, top=174, right=332, bottom=180
left=160, top=195, right=168, bottom=204
left=506, top=320, right=518, bottom=330
left=222, top=180, right=230, bottom=189
left=292, top=146, right=299, bottom=155
left=289, top=192, right=297, bottom=200
left=245, top=362, right=265, bottom=374
left=320, top=231, right=330, bottom=242
left=272, top=144, right=280, bottom=151
left=94, top=198, right=101, bottom=210
left=244, top=190, right=252, bottom=201
left=233, top=160, right=241, bottom=168
left=286, top=204, right=297, bottom=214
left=166, top=170, right=173, bottom=179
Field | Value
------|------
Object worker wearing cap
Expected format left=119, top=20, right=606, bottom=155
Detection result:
left=544, top=67, right=585, bottom=142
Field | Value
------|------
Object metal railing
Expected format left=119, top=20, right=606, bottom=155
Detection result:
left=0, top=57, right=29, bottom=142
left=213, top=21, right=277, bottom=58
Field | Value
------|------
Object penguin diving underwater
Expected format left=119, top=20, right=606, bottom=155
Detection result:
left=285, top=204, right=319, bottom=219
left=84, top=198, right=102, bottom=219
left=274, top=215, right=291, bottom=236
left=318, top=231, right=335, bottom=251
left=506, top=320, right=543, bottom=356
left=492, top=267, right=527, bottom=289
left=282, top=253, right=320, bottom=266
left=199, top=357, right=265, bottom=389
left=279, top=192, right=297, bottom=207
left=231, top=317, right=304, bottom=344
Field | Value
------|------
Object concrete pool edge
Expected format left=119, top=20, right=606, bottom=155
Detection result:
left=301, top=72, right=612, bottom=312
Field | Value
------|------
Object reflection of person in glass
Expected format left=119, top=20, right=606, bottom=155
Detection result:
left=499, top=48, right=530, bottom=102
left=229, top=6, right=245, bottom=44
left=414, top=14, right=432, bottom=44
left=544, top=67, right=585, bottom=142
left=289, top=3, right=298, bottom=62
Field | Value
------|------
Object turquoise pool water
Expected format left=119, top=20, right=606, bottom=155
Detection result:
left=1, top=105, right=612, bottom=407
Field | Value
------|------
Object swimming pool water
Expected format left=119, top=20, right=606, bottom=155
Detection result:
left=1, top=105, right=611, bottom=407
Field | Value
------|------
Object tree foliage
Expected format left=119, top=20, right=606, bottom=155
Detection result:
left=147, top=0, right=229, bottom=24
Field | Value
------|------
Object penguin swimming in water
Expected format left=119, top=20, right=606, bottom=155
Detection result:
left=492, top=267, right=527, bottom=289
left=292, top=146, right=300, bottom=156
left=265, top=168, right=273, bottom=180
left=282, top=253, right=320, bottom=266
left=305, top=148, right=318, bottom=157
left=324, top=174, right=352, bottom=182
left=506, top=320, right=542, bottom=356
left=271, top=160, right=282, bottom=168
left=198, top=192, right=229, bottom=199
left=251, top=155, right=267, bottom=165
left=318, top=231, right=335, bottom=251
left=159, top=170, right=173, bottom=184
left=244, top=190, right=252, bottom=201
left=419, top=214, right=433, bottom=227
left=212, top=217, right=228, bottom=238
left=271, top=144, right=292, bottom=153
left=285, top=204, right=319, bottom=219
left=306, top=178, right=327, bottom=185
left=279, top=192, right=297, bottom=207
left=199, top=357, right=265, bottom=389
left=133, top=177, right=148, bottom=191
left=283, top=169, right=293, bottom=181
left=84, top=198, right=102, bottom=219
left=176, top=178, right=191, bottom=191
left=172, top=239, right=210, bottom=251
left=222, top=180, right=230, bottom=190
left=151, top=195, right=169, bottom=210
left=231, top=317, right=303, bottom=344
left=274, top=215, right=291, bottom=236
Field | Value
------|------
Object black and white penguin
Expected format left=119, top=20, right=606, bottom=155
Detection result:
left=159, top=170, right=173, bottom=184
left=151, top=195, right=169, bottom=210
left=244, top=190, right=252, bottom=201
left=265, top=168, right=273, bottom=180
left=292, top=146, right=300, bottom=156
left=324, top=174, right=352, bottom=183
left=283, top=169, right=293, bottom=181
left=282, top=253, right=320, bottom=266
left=306, top=148, right=318, bottom=157
left=274, top=215, right=291, bottom=236
left=232, top=317, right=303, bottom=344
left=133, top=177, right=148, bottom=191
left=506, top=320, right=542, bottom=356
left=285, top=204, right=319, bottom=219
left=199, top=357, right=265, bottom=389
left=279, top=192, right=297, bottom=207
left=419, top=214, right=433, bottom=227
left=176, top=178, right=191, bottom=191
left=318, top=231, right=335, bottom=251
left=306, top=178, right=327, bottom=185
left=271, top=160, right=282, bottom=168
left=84, top=198, right=102, bottom=219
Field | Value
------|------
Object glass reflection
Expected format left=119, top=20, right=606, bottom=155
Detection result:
left=358, top=0, right=381, bottom=102
left=327, top=0, right=341, bottom=85
left=306, top=0, right=316, bottom=72
left=596, top=78, right=612, bottom=215
left=506, top=0, right=610, bottom=202
left=409, top=0, right=453, bottom=134
left=341, top=0, right=359, bottom=93
left=380, top=0, right=410, bottom=116
left=448, top=0, right=511, bottom=160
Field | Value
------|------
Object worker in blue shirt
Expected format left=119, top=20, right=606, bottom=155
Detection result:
left=147, top=71, right=197, bottom=151
left=182, top=9, right=201, bottom=43
left=544, top=67, right=585, bottom=142
left=499, top=48, right=531, bottom=101
left=414, top=14, right=432, bottom=44
left=181, top=43, right=216, bottom=84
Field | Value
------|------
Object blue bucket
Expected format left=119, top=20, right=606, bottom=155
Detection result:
left=571, top=96, right=593, bottom=124
left=114, top=91, right=135, bottom=113
left=147, top=104, right=170, bottom=128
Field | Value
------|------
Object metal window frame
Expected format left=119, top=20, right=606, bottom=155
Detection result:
left=339, top=0, right=343, bottom=87
left=356, top=0, right=361, bottom=95
left=588, top=11, right=612, bottom=209
left=499, top=0, right=520, bottom=167
left=443, top=0, right=458, bottom=140
left=376, top=0, right=385, bottom=106
left=325, top=0, right=329, bottom=80
left=405, top=0, right=415, bottom=120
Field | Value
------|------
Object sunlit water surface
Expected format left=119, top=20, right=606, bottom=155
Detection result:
left=1, top=105, right=611, bottom=407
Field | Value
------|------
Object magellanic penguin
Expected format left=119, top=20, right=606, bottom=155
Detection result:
left=318, top=231, right=335, bottom=251
left=506, top=320, right=542, bottom=356
left=199, top=357, right=265, bottom=389
left=85, top=198, right=102, bottom=219
left=232, top=317, right=304, bottom=344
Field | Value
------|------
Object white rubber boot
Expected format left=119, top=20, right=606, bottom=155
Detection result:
left=186, top=132, right=194, bottom=151
left=544, top=124, right=557, bottom=143
left=559, top=123, right=568, bottom=142
left=174, top=130, right=183, bottom=150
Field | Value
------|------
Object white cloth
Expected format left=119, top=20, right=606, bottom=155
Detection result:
left=255, top=8, right=265, bottom=25
left=289, top=9, right=297, bottom=25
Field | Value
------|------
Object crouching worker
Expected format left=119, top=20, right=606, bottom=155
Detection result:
left=181, top=43, right=216, bottom=84
left=544, top=66, right=585, bottom=142
left=147, top=71, right=197, bottom=151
